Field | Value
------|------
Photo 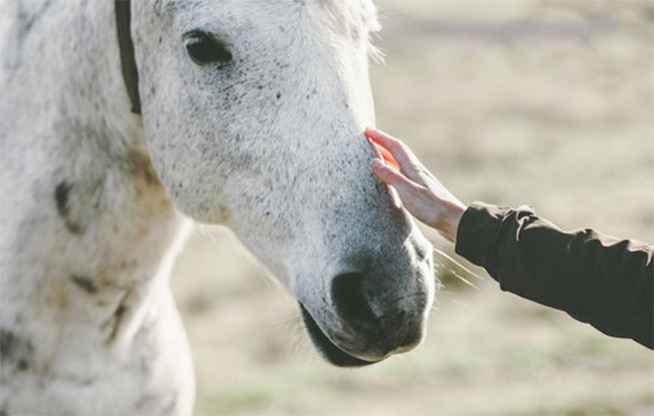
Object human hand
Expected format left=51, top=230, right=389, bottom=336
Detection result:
left=365, top=128, right=466, bottom=243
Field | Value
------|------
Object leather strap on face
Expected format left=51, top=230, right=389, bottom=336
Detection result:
left=115, top=0, right=141, bottom=114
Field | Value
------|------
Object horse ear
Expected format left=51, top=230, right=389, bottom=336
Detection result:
left=115, top=0, right=141, bottom=114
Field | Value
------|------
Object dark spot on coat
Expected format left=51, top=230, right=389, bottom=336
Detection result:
left=0, top=328, right=35, bottom=372
left=125, top=150, right=159, bottom=186
left=276, top=92, right=281, bottom=100
left=70, top=275, right=98, bottom=294
left=115, top=304, right=126, bottom=319
left=5, top=1, right=54, bottom=72
left=54, top=182, right=84, bottom=234
left=0, top=329, right=15, bottom=357
left=55, top=182, right=71, bottom=217
left=106, top=304, right=126, bottom=343
left=103, top=289, right=132, bottom=344
left=17, top=358, right=29, bottom=371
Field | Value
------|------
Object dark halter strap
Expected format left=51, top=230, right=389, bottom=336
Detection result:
left=115, top=0, right=141, bottom=114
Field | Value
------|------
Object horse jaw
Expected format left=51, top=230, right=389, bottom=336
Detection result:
left=132, top=0, right=435, bottom=365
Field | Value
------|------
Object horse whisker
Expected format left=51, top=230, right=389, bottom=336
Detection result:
left=432, top=247, right=484, bottom=280
left=450, top=298, right=471, bottom=308
left=448, top=269, right=479, bottom=290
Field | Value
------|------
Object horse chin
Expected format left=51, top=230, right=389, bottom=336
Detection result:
left=299, top=303, right=382, bottom=367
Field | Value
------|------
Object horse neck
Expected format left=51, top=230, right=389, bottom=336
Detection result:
left=1, top=1, right=189, bottom=337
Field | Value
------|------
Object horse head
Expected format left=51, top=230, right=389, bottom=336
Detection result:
left=130, top=0, right=435, bottom=366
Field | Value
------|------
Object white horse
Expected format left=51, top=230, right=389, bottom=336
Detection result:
left=0, top=0, right=435, bottom=414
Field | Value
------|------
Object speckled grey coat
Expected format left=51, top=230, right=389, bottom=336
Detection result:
left=0, top=1, right=434, bottom=414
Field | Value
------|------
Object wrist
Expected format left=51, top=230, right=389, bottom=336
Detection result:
left=435, top=201, right=466, bottom=243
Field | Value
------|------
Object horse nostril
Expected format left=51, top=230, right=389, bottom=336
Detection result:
left=331, top=272, right=380, bottom=331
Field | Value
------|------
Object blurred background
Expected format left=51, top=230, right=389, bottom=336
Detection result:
left=171, top=1, right=654, bottom=415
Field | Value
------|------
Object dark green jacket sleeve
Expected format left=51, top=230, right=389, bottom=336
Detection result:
left=455, top=202, right=653, bottom=349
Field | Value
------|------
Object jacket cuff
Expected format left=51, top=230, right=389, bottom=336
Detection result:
left=454, top=202, right=513, bottom=267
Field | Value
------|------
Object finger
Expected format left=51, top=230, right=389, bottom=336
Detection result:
left=365, top=127, right=402, bottom=150
left=370, top=140, right=400, bottom=170
left=371, top=159, right=419, bottom=199
left=365, top=128, right=423, bottom=177
left=367, top=137, right=383, bottom=159
left=367, top=136, right=401, bottom=170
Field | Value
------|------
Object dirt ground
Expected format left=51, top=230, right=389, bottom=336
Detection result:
left=170, top=1, right=654, bottom=415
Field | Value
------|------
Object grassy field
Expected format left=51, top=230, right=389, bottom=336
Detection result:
left=170, top=1, right=654, bottom=415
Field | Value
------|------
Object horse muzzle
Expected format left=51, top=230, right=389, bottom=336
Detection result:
left=298, top=254, right=434, bottom=367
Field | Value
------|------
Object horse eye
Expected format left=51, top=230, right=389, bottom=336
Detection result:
left=184, top=31, right=232, bottom=66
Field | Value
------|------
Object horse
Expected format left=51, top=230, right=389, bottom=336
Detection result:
left=0, top=0, right=435, bottom=414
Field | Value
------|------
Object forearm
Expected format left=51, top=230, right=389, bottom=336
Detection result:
left=364, top=128, right=653, bottom=348
left=455, top=202, right=654, bottom=349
